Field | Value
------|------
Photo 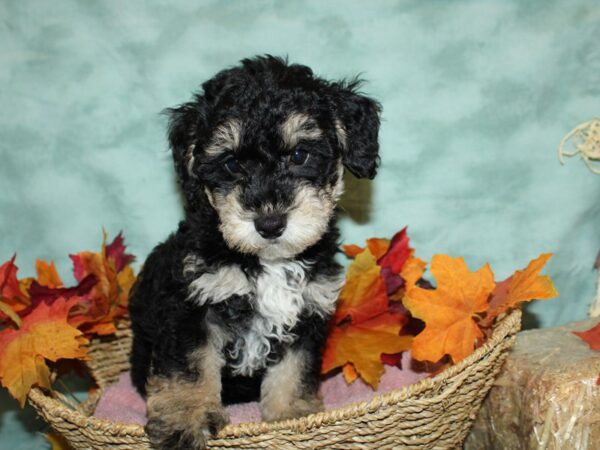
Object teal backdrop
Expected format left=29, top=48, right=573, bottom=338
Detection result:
left=1, top=0, right=598, bottom=448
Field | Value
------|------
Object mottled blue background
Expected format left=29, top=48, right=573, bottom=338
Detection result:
left=1, top=0, right=598, bottom=447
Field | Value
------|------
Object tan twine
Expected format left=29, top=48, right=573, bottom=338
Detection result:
left=558, top=118, right=600, bottom=318
left=28, top=309, right=521, bottom=450
left=558, top=118, right=600, bottom=174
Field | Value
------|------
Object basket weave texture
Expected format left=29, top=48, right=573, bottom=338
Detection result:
left=28, top=309, right=521, bottom=450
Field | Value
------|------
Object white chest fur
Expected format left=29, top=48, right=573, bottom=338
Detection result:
left=185, top=257, right=342, bottom=376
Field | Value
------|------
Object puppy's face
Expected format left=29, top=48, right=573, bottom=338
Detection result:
left=168, top=57, right=381, bottom=259
left=198, top=111, right=344, bottom=260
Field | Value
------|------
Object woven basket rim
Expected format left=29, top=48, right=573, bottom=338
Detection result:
left=29, top=308, right=521, bottom=440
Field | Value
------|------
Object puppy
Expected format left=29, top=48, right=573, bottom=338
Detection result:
left=129, top=55, right=381, bottom=449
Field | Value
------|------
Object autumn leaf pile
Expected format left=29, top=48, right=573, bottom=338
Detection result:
left=0, top=226, right=559, bottom=405
left=0, top=232, right=135, bottom=405
left=322, top=227, right=559, bottom=388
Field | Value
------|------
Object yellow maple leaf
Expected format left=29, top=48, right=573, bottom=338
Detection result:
left=0, top=297, right=88, bottom=406
left=334, top=249, right=389, bottom=324
left=0, top=300, right=22, bottom=327
left=117, top=264, right=136, bottom=306
left=404, top=255, right=495, bottom=364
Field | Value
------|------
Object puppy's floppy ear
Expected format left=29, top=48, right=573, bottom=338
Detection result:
left=332, top=83, right=381, bottom=179
left=166, top=70, right=236, bottom=184
left=165, top=97, right=207, bottom=184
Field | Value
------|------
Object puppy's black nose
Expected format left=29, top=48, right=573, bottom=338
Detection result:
left=254, top=215, right=287, bottom=239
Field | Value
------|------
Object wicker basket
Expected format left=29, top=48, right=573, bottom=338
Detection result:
left=28, top=309, right=521, bottom=450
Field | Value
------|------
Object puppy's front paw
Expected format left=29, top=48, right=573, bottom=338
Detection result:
left=261, top=394, right=324, bottom=422
left=145, top=404, right=230, bottom=450
left=205, top=405, right=230, bottom=435
left=146, top=417, right=203, bottom=450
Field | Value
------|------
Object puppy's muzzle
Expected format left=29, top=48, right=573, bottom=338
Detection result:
left=254, top=214, right=287, bottom=239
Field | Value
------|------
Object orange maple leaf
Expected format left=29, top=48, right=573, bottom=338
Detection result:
left=35, top=260, right=64, bottom=289
left=342, top=363, right=359, bottom=383
left=404, top=255, right=495, bottom=363
left=327, top=229, right=420, bottom=387
left=402, top=255, right=427, bottom=292
left=342, top=244, right=364, bottom=258
left=1, top=256, right=23, bottom=300
left=401, top=256, right=426, bottom=289
left=367, top=238, right=391, bottom=260
left=388, top=255, right=427, bottom=302
left=480, top=253, right=557, bottom=327
left=0, top=256, right=30, bottom=314
left=322, top=312, right=413, bottom=388
left=0, top=297, right=88, bottom=406
left=69, top=232, right=135, bottom=335
left=342, top=238, right=390, bottom=260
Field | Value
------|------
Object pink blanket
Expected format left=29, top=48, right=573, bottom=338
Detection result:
left=94, top=352, right=431, bottom=425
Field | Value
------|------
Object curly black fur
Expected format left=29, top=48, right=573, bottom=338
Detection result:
left=129, top=55, right=381, bottom=449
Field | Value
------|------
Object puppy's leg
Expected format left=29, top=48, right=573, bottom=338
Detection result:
left=145, top=344, right=229, bottom=450
left=259, top=349, right=323, bottom=422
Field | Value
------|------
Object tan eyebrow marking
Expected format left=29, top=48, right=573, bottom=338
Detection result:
left=205, top=118, right=243, bottom=156
left=334, top=119, right=347, bottom=150
left=280, top=112, right=322, bottom=148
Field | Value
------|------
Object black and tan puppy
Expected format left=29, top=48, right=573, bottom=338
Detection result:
left=129, top=55, right=381, bottom=449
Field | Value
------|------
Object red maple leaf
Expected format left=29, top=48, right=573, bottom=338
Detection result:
left=573, top=322, right=600, bottom=352
left=378, top=227, right=411, bottom=274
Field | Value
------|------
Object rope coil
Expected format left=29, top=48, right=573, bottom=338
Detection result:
left=558, top=118, right=600, bottom=174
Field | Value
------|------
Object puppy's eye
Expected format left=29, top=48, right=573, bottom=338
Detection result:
left=290, top=148, right=309, bottom=165
left=224, top=158, right=243, bottom=176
